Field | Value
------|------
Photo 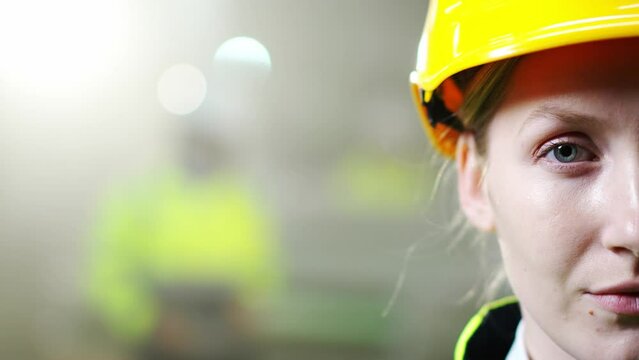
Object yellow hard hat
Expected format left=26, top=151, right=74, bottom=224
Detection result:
left=411, top=0, right=639, bottom=158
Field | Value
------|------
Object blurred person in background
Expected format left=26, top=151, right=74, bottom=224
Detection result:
left=411, top=0, right=639, bottom=359
left=87, top=129, right=281, bottom=360
left=86, top=42, right=282, bottom=360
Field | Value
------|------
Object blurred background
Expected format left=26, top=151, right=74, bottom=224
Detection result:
left=0, top=0, right=501, bottom=359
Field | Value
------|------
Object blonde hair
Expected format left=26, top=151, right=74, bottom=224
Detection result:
left=457, top=58, right=520, bottom=156
left=450, top=58, right=520, bottom=303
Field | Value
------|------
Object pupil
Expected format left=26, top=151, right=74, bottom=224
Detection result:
left=556, top=145, right=576, bottom=162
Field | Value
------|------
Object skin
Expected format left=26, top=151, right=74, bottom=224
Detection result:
left=457, top=38, right=639, bottom=359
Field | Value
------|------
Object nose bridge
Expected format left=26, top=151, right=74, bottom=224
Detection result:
left=624, top=167, right=639, bottom=240
left=605, top=155, right=639, bottom=254
left=620, top=156, right=639, bottom=219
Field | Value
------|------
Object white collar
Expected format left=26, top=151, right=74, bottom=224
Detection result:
left=505, top=320, right=528, bottom=360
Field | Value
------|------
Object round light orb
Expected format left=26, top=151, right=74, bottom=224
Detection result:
left=213, top=36, right=272, bottom=70
left=157, top=63, right=207, bottom=116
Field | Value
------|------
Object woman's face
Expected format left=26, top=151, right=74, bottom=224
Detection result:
left=480, top=38, right=639, bottom=359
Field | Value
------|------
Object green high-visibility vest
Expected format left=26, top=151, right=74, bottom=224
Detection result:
left=87, top=170, right=282, bottom=343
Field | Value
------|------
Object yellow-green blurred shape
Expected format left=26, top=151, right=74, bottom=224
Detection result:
left=330, top=151, right=427, bottom=214
left=86, top=169, right=282, bottom=343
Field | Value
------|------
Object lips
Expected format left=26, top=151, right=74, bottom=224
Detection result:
left=587, top=281, right=639, bottom=315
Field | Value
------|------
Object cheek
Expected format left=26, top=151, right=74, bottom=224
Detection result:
left=486, top=162, right=597, bottom=288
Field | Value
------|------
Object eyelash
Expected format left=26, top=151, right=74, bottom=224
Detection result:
left=534, top=137, right=598, bottom=173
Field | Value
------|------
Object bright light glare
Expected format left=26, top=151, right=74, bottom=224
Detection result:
left=0, top=0, right=128, bottom=96
left=415, top=34, right=428, bottom=72
left=210, top=37, right=272, bottom=122
left=213, top=37, right=272, bottom=70
left=157, top=63, right=208, bottom=116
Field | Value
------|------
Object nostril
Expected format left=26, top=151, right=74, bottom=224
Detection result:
left=600, top=213, right=639, bottom=258
left=609, top=246, right=639, bottom=260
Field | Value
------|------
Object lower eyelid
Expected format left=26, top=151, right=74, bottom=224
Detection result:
left=545, top=160, right=598, bottom=173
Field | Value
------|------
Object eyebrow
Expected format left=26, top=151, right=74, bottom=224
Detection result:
left=518, top=104, right=607, bottom=136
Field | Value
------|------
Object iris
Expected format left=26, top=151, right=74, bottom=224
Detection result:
left=553, top=144, right=578, bottom=163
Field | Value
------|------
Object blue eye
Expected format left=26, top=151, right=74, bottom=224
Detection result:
left=553, top=144, right=578, bottom=162
left=545, top=143, right=594, bottom=163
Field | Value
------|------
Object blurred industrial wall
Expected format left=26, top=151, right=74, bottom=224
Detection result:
left=0, top=1, right=500, bottom=359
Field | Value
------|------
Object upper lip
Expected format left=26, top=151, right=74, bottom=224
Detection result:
left=589, top=280, right=639, bottom=295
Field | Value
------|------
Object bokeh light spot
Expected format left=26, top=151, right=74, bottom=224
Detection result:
left=213, top=37, right=272, bottom=71
left=157, top=63, right=207, bottom=116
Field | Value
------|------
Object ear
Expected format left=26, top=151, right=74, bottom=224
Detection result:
left=456, top=133, right=495, bottom=232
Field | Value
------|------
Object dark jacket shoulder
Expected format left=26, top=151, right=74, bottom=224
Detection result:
left=454, top=296, right=521, bottom=360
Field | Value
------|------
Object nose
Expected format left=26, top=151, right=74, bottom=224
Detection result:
left=601, top=157, right=639, bottom=258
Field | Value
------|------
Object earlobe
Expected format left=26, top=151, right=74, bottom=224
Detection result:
left=456, top=133, right=496, bottom=232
